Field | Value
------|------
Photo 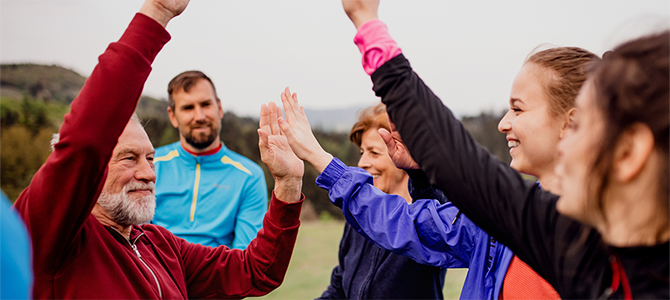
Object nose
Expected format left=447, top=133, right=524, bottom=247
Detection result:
left=194, top=105, right=207, bottom=122
left=358, top=153, right=372, bottom=169
left=498, top=110, right=513, bottom=133
left=135, top=157, right=156, bottom=183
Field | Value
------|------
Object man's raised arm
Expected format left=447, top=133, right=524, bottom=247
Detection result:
left=13, top=0, right=188, bottom=290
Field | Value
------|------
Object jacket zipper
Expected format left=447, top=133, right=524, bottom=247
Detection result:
left=190, top=162, right=201, bottom=222
left=113, top=229, right=163, bottom=298
left=130, top=242, right=163, bottom=299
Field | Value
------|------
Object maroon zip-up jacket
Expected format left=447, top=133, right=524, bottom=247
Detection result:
left=13, top=13, right=303, bottom=299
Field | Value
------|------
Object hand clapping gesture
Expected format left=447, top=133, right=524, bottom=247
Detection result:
left=276, top=87, right=334, bottom=173
left=258, top=101, right=304, bottom=203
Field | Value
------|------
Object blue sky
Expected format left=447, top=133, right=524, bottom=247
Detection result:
left=2, top=0, right=668, bottom=117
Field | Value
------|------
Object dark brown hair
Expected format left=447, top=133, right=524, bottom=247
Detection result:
left=588, top=31, right=669, bottom=219
left=527, top=47, right=600, bottom=117
left=167, top=71, right=219, bottom=110
left=349, top=103, right=390, bottom=147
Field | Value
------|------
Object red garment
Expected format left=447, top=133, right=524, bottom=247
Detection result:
left=501, top=255, right=560, bottom=299
left=14, top=13, right=302, bottom=299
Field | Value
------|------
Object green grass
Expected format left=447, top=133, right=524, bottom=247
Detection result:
left=253, top=220, right=467, bottom=300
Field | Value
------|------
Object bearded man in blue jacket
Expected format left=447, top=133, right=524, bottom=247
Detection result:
left=153, top=71, right=267, bottom=249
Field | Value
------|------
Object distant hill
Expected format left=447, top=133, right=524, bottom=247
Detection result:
left=303, top=105, right=369, bottom=133
left=1, top=64, right=86, bottom=104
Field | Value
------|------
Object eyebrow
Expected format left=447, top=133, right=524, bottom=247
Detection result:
left=115, top=148, right=155, bottom=157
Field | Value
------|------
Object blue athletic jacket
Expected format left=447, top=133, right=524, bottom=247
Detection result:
left=152, top=142, right=268, bottom=249
left=1, top=192, right=32, bottom=299
left=316, top=157, right=515, bottom=299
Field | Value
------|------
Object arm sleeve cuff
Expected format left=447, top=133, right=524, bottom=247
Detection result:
left=267, top=191, right=304, bottom=228
left=315, top=157, right=348, bottom=190
left=353, top=19, right=402, bottom=75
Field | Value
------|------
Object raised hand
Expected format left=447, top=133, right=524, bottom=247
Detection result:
left=342, top=0, right=380, bottom=29
left=258, top=102, right=304, bottom=203
left=378, top=115, right=420, bottom=170
left=276, top=87, right=333, bottom=173
left=139, top=0, right=190, bottom=28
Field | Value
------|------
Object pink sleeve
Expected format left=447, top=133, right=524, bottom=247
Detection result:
left=354, top=19, right=402, bottom=75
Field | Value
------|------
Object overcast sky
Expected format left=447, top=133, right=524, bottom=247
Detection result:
left=2, top=0, right=668, bottom=118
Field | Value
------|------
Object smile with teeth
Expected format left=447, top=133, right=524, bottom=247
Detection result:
left=371, top=174, right=380, bottom=179
left=508, top=140, right=520, bottom=148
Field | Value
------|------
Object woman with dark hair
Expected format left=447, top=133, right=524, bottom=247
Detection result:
left=326, top=0, right=667, bottom=298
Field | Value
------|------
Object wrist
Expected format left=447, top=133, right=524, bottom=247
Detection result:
left=273, top=177, right=303, bottom=203
left=139, top=2, right=173, bottom=28
left=352, top=12, right=378, bottom=29
left=306, top=149, right=333, bottom=173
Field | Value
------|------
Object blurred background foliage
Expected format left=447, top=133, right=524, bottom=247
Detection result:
left=1, top=63, right=511, bottom=220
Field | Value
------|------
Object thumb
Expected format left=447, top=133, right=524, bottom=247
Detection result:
left=278, top=117, right=294, bottom=140
left=378, top=128, right=396, bottom=152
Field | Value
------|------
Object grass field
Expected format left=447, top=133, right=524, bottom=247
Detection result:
left=253, top=220, right=467, bottom=300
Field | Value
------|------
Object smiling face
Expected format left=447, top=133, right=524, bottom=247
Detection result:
left=357, top=128, right=408, bottom=196
left=498, top=62, right=569, bottom=178
left=168, top=78, right=224, bottom=153
left=555, top=81, right=606, bottom=224
left=98, top=120, right=157, bottom=226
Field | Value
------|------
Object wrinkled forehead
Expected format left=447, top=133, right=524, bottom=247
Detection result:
left=114, top=120, right=154, bottom=155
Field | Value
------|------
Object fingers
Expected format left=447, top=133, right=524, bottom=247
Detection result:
left=268, top=101, right=281, bottom=136
left=378, top=128, right=396, bottom=152
left=257, top=128, right=269, bottom=148
left=281, top=87, right=298, bottom=123
left=386, top=113, right=397, bottom=132
left=259, top=104, right=270, bottom=133
left=275, top=105, right=284, bottom=135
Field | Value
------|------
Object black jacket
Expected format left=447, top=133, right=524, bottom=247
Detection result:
left=372, top=54, right=669, bottom=299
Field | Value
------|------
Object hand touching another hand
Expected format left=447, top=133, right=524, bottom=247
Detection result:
left=258, top=102, right=304, bottom=203
left=378, top=115, right=420, bottom=170
left=277, top=87, right=334, bottom=173
left=342, top=0, right=379, bottom=29
left=139, top=0, right=190, bottom=28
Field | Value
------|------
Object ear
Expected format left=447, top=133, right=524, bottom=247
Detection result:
left=559, top=108, right=576, bottom=139
left=612, top=123, right=655, bottom=183
left=167, top=106, right=179, bottom=128
left=217, top=98, right=224, bottom=119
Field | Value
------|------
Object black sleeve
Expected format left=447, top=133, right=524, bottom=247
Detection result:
left=317, top=225, right=350, bottom=299
left=371, top=54, right=609, bottom=297
left=406, top=169, right=449, bottom=204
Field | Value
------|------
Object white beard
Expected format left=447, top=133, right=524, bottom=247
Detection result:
left=97, top=181, right=156, bottom=227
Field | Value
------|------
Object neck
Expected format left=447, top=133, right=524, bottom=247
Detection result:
left=91, top=204, right=132, bottom=240
left=597, top=186, right=669, bottom=247
left=537, top=173, right=560, bottom=194
left=389, top=175, right=412, bottom=204
left=179, top=138, right=221, bottom=155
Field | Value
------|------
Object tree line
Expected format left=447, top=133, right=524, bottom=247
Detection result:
left=1, top=63, right=511, bottom=220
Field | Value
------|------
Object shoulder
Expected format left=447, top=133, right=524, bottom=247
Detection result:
left=155, top=142, right=181, bottom=163
left=220, top=148, right=264, bottom=177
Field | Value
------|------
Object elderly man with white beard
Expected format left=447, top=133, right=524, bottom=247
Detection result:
left=13, top=0, right=304, bottom=299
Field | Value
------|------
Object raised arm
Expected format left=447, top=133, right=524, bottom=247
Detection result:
left=316, top=157, right=474, bottom=268
left=182, top=101, right=305, bottom=298
left=13, top=0, right=186, bottom=279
